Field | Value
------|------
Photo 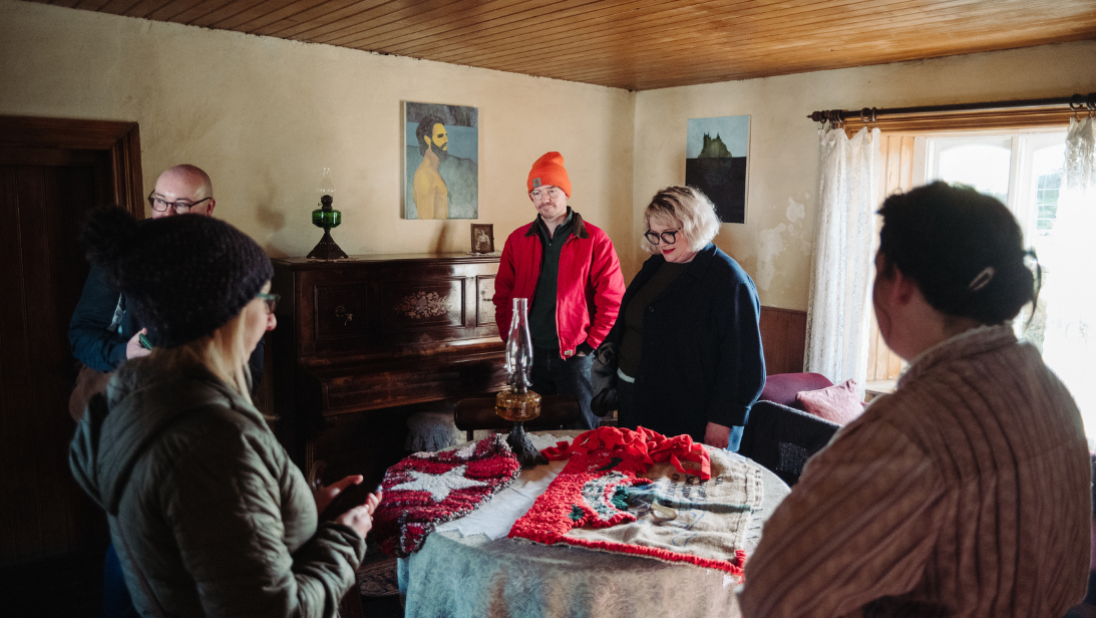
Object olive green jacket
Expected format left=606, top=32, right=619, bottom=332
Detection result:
left=70, top=360, right=366, bottom=617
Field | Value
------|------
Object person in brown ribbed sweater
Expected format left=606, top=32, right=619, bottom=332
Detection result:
left=741, top=182, right=1091, bottom=618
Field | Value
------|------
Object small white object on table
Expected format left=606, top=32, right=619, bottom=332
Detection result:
left=398, top=431, right=790, bottom=618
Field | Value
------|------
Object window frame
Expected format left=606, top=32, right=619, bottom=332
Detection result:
left=845, top=106, right=1076, bottom=386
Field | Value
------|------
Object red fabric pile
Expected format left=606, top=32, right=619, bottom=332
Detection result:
left=510, top=427, right=745, bottom=576
left=509, top=426, right=712, bottom=539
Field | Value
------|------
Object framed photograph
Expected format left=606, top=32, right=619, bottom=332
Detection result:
left=404, top=101, right=479, bottom=220
left=470, top=224, right=494, bottom=254
left=685, top=115, right=750, bottom=223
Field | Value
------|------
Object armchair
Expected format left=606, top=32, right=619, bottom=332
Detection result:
left=740, top=373, right=841, bottom=485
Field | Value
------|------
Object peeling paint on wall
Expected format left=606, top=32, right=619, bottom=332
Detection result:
left=756, top=223, right=787, bottom=290
left=786, top=198, right=805, bottom=223
left=754, top=194, right=813, bottom=291
left=788, top=194, right=814, bottom=260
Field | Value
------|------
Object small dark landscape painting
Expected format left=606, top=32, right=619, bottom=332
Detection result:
left=685, top=115, right=750, bottom=224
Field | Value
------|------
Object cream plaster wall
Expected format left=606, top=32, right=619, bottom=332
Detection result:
left=634, top=40, right=1096, bottom=311
left=3, top=0, right=1096, bottom=300
left=0, top=0, right=637, bottom=271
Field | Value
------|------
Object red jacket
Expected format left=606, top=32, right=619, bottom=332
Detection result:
left=494, top=211, right=624, bottom=358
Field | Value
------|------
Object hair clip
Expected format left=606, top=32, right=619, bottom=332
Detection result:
left=968, top=267, right=995, bottom=292
left=1024, top=248, right=1043, bottom=289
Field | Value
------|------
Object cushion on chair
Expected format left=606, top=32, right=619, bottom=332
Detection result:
left=405, top=411, right=463, bottom=452
left=795, top=379, right=865, bottom=426
left=739, top=400, right=841, bottom=485
left=759, top=373, right=835, bottom=408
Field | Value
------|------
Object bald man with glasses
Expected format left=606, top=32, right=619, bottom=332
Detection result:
left=146, top=164, right=216, bottom=217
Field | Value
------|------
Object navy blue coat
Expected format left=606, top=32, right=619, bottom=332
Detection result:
left=604, top=244, right=765, bottom=442
left=69, top=265, right=265, bottom=387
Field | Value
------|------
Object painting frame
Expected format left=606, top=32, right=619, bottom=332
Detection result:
left=470, top=224, right=495, bottom=254
left=403, top=101, right=480, bottom=220
left=685, top=115, right=751, bottom=224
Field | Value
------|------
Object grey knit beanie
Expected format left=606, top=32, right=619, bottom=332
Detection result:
left=82, top=207, right=273, bottom=348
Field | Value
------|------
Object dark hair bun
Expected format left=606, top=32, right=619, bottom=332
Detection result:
left=82, top=205, right=139, bottom=262
left=81, top=206, right=140, bottom=285
left=878, top=182, right=1036, bottom=324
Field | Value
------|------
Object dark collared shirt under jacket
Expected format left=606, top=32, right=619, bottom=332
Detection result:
left=529, top=209, right=574, bottom=350
left=618, top=261, right=687, bottom=377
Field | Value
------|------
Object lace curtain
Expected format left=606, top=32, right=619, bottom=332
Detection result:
left=1042, top=116, right=1096, bottom=442
left=804, top=124, right=880, bottom=397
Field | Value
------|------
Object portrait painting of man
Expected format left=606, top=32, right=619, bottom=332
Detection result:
left=404, top=101, right=479, bottom=219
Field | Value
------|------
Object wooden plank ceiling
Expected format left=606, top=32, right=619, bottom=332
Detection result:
left=30, top=0, right=1096, bottom=90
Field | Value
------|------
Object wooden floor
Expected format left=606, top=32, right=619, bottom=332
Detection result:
left=0, top=546, right=404, bottom=618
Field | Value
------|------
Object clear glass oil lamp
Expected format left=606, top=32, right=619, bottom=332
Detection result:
left=496, top=298, right=547, bottom=467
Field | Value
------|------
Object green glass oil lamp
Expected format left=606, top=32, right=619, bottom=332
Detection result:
left=307, top=167, right=348, bottom=260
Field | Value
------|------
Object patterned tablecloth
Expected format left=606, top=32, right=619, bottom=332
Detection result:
left=398, top=431, right=791, bottom=618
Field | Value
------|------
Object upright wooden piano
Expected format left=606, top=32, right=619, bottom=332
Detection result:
left=268, top=253, right=507, bottom=485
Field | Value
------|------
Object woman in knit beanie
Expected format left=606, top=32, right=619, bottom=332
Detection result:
left=70, top=207, right=379, bottom=618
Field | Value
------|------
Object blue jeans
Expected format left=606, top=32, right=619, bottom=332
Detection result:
left=529, top=348, right=597, bottom=430
left=104, top=542, right=139, bottom=618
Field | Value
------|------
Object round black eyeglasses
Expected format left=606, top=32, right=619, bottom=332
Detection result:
left=644, top=229, right=682, bottom=245
left=147, top=192, right=212, bottom=213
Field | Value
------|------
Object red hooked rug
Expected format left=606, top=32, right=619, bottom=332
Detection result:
left=373, top=434, right=521, bottom=557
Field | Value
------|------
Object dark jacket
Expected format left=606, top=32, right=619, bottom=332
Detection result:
left=69, top=265, right=140, bottom=372
left=69, top=360, right=365, bottom=617
left=604, top=244, right=766, bottom=441
left=69, top=265, right=265, bottom=385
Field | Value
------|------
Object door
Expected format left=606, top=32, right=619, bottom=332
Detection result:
left=0, top=116, right=143, bottom=565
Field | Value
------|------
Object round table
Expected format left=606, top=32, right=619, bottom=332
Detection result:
left=398, top=432, right=790, bottom=618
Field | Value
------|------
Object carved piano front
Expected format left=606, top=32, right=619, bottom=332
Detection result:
left=268, top=254, right=507, bottom=485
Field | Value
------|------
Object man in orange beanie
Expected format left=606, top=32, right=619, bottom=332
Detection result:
left=493, top=152, right=625, bottom=429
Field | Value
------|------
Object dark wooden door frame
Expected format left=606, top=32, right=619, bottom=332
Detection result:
left=0, top=115, right=144, bottom=217
left=0, top=115, right=143, bottom=564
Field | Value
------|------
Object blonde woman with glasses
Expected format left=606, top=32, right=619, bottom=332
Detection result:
left=599, top=186, right=765, bottom=450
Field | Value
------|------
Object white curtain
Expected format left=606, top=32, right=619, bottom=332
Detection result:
left=1042, top=116, right=1096, bottom=441
left=804, top=124, right=881, bottom=396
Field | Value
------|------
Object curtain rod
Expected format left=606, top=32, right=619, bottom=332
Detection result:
left=809, top=92, right=1096, bottom=124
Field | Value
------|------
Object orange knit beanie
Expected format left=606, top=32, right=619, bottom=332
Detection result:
left=527, top=152, right=571, bottom=197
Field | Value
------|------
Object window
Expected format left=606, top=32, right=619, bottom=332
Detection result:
left=919, top=130, right=1067, bottom=350
left=864, top=129, right=1071, bottom=391
left=839, top=106, right=1085, bottom=425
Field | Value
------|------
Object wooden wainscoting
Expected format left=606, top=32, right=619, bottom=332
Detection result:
left=759, top=306, right=807, bottom=376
